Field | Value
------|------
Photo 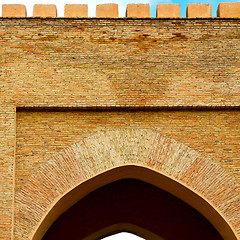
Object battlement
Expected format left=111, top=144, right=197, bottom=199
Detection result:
left=1, top=2, right=240, bottom=18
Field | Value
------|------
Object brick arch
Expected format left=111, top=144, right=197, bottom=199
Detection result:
left=14, top=128, right=240, bottom=240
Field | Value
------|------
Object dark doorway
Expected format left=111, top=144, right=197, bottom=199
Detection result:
left=43, top=179, right=223, bottom=240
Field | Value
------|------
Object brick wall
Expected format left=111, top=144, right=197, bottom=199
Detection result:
left=0, top=18, right=239, bottom=107
left=0, top=101, right=15, bottom=240
left=0, top=17, right=239, bottom=239
left=16, top=110, right=240, bottom=191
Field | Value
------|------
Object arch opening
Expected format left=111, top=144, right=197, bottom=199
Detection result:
left=32, top=166, right=235, bottom=240
left=85, top=224, right=160, bottom=240
left=100, top=232, right=145, bottom=240
left=42, top=178, right=223, bottom=240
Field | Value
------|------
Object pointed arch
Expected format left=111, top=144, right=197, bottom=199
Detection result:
left=14, top=129, right=240, bottom=240
left=82, top=223, right=164, bottom=240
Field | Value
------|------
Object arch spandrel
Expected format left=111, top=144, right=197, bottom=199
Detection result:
left=14, top=128, right=240, bottom=240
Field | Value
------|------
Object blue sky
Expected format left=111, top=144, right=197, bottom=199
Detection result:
left=1, top=0, right=239, bottom=17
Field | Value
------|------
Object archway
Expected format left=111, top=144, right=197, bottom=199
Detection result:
left=14, top=129, right=240, bottom=240
left=84, top=224, right=162, bottom=240
left=42, top=178, right=223, bottom=240
left=100, top=232, right=146, bottom=240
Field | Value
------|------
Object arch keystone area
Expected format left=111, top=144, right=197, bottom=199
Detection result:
left=14, top=128, right=240, bottom=240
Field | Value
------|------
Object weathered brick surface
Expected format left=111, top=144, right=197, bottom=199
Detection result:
left=0, top=101, right=15, bottom=240
left=16, top=110, right=240, bottom=191
left=0, top=18, right=239, bottom=107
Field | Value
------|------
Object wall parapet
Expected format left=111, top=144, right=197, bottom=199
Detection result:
left=1, top=2, right=240, bottom=18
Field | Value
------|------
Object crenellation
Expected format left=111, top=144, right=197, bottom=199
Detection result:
left=126, top=4, right=150, bottom=18
left=33, top=4, right=57, bottom=18
left=186, top=3, right=212, bottom=18
left=64, top=4, right=88, bottom=18
left=2, top=4, right=26, bottom=17
left=96, top=4, right=118, bottom=18
left=156, top=4, right=180, bottom=18
left=1, top=2, right=240, bottom=18
left=217, top=2, right=240, bottom=17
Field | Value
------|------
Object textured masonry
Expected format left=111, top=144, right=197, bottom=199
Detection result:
left=1, top=18, right=239, bottom=108
left=16, top=110, right=240, bottom=191
left=0, top=101, right=15, bottom=240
